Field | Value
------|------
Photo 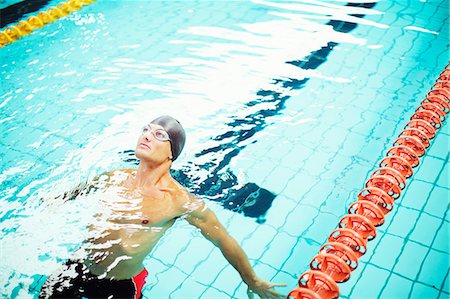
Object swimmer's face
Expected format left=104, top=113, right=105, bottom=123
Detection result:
left=135, top=124, right=173, bottom=163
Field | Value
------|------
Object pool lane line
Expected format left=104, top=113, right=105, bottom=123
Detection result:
left=0, top=0, right=96, bottom=48
left=287, top=64, right=450, bottom=299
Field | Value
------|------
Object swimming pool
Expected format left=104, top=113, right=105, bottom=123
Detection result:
left=0, top=0, right=448, bottom=298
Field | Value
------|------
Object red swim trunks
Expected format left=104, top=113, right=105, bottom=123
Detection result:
left=39, top=259, right=148, bottom=299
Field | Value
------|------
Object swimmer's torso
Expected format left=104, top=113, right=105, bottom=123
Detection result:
left=77, top=169, right=186, bottom=280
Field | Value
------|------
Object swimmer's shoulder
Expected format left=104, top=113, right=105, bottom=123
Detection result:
left=160, top=178, right=205, bottom=216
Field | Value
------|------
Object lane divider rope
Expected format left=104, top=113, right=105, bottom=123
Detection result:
left=0, top=0, right=96, bottom=48
left=288, top=63, right=450, bottom=299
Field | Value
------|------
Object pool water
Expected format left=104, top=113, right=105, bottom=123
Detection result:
left=0, top=0, right=448, bottom=298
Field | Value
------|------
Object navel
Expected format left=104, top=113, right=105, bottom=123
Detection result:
left=142, top=219, right=149, bottom=225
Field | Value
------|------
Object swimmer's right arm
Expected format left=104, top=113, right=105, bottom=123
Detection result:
left=51, top=171, right=112, bottom=202
left=54, top=179, right=96, bottom=202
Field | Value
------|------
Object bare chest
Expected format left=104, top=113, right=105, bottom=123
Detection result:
left=95, top=187, right=181, bottom=228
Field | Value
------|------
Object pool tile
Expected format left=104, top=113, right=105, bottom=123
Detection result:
left=168, top=279, right=208, bottom=299
left=282, top=238, right=316, bottom=277
left=262, top=165, right=298, bottom=195
left=433, top=223, right=449, bottom=253
left=253, top=262, right=278, bottom=283
left=171, top=237, right=214, bottom=273
left=393, top=241, right=428, bottom=280
left=370, top=233, right=405, bottom=270
left=302, top=150, right=336, bottom=177
left=337, top=259, right=366, bottom=297
left=440, top=121, right=449, bottom=136
left=410, top=213, right=442, bottom=246
left=279, top=143, right=314, bottom=171
left=319, top=126, right=348, bottom=154
left=282, top=171, right=317, bottom=202
left=198, top=286, right=230, bottom=299
left=282, top=204, right=318, bottom=237
left=414, top=156, right=445, bottom=184
left=242, top=224, right=278, bottom=259
left=436, top=161, right=449, bottom=189
left=207, top=264, right=244, bottom=295
left=244, top=156, right=277, bottom=186
left=260, top=232, right=298, bottom=267
left=303, top=212, right=339, bottom=244
left=264, top=196, right=297, bottom=229
left=340, top=132, right=368, bottom=158
left=385, top=206, right=420, bottom=237
left=418, top=249, right=449, bottom=289
left=190, top=248, right=228, bottom=285
left=442, top=268, right=449, bottom=294
left=427, top=132, right=450, bottom=159
left=379, top=273, right=414, bottom=299
left=226, top=214, right=259, bottom=242
left=424, top=186, right=449, bottom=219
left=410, top=282, right=440, bottom=299
left=147, top=266, right=188, bottom=298
left=348, top=264, right=390, bottom=298
left=400, top=180, right=433, bottom=211
left=270, top=270, right=297, bottom=295
left=152, top=229, right=206, bottom=266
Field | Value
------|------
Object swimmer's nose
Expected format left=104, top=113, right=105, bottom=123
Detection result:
left=144, top=132, right=156, bottom=142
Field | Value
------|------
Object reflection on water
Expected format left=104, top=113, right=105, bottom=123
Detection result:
left=0, top=0, right=383, bottom=296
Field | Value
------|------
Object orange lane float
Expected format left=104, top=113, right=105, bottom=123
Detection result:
left=288, top=63, right=449, bottom=299
left=370, top=167, right=406, bottom=190
left=358, top=187, right=394, bottom=214
left=319, top=242, right=358, bottom=271
left=289, top=270, right=340, bottom=299
left=399, top=129, right=430, bottom=148
left=404, top=119, right=436, bottom=139
left=328, top=228, right=367, bottom=258
left=393, top=135, right=426, bottom=157
left=310, top=253, right=352, bottom=283
left=366, top=175, right=401, bottom=199
left=348, top=201, right=385, bottom=227
left=0, top=0, right=96, bottom=48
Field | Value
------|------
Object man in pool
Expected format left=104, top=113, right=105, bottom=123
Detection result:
left=39, top=115, right=286, bottom=299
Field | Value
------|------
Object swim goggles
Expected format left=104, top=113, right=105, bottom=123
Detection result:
left=141, top=124, right=170, bottom=142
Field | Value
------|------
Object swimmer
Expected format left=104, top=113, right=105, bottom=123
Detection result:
left=39, top=115, right=287, bottom=299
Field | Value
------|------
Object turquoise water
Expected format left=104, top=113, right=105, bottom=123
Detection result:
left=0, top=0, right=448, bottom=298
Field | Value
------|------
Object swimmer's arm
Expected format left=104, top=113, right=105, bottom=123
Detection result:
left=51, top=171, right=112, bottom=202
left=184, top=196, right=286, bottom=298
left=54, top=179, right=95, bottom=202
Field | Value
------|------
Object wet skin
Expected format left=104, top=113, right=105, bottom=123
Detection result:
left=58, top=123, right=287, bottom=298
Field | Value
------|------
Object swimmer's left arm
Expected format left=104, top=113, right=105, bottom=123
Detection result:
left=184, top=196, right=286, bottom=299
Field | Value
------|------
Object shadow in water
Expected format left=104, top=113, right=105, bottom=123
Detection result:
left=0, top=0, right=51, bottom=28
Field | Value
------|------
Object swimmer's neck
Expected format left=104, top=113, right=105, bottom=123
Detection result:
left=132, top=160, right=172, bottom=189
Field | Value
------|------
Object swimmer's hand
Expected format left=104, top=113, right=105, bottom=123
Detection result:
left=246, top=278, right=287, bottom=299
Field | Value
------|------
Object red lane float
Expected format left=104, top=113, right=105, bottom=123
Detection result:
left=366, top=175, right=401, bottom=199
left=310, top=253, right=352, bottom=283
left=338, top=214, right=377, bottom=241
left=379, top=155, right=413, bottom=178
left=348, top=200, right=385, bottom=226
left=328, top=228, right=367, bottom=258
left=289, top=64, right=449, bottom=299
left=358, top=187, right=394, bottom=214
left=404, top=119, right=436, bottom=139
left=393, top=136, right=426, bottom=157
left=370, top=167, right=406, bottom=190
left=297, top=270, right=340, bottom=299
left=319, top=242, right=359, bottom=271
left=399, top=129, right=430, bottom=148
left=386, top=146, right=420, bottom=168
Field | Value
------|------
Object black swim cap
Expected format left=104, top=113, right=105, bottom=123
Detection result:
left=150, top=115, right=186, bottom=161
